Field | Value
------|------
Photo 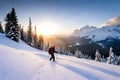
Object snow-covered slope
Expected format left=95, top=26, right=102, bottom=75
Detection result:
left=0, top=44, right=41, bottom=80
left=0, top=34, right=37, bottom=51
left=0, top=34, right=120, bottom=80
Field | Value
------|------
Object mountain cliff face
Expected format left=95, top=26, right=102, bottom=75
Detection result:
left=69, top=17, right=120, bottom=56
left=72, top=17, right=120, bottom=48
left=72, top=25, right=120, bottom=42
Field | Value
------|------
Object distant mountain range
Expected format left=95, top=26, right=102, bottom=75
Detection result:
left=67, top=16, right=120, bottom=57
left=46, top=16, right=120, bottom=58
left=72, top=16, right=120, bottom=48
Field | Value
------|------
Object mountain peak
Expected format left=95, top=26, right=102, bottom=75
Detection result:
left=101, top=16, right=120, bottom=27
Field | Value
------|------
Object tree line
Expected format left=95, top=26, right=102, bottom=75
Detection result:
left=0, top=8, right=44, bottom=50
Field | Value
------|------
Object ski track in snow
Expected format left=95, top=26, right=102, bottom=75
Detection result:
left=58, top=59, right=120, bottom=80
left=58, top=57, right=120, bottom=78
left=32, top=52, right=120, bottom=80
left=32, top=54, right=88, bottom=80
left=57, top=63, right=100, bottom=80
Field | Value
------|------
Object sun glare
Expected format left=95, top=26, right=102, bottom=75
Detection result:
left=36, top=20, right=60, bottom=36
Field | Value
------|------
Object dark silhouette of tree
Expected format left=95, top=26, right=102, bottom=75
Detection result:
left=0, top=22, right=4, bottom=33
left=5, top=13, right=11, bottom=35
left=33, top=26, right=37, bottom=48
left=5, top=8, right=19, bottom=42
left=27, top=17, right=32, bottom=45
left=20, top=25, right=24, bottom=41
left=23, top=27, right=27, bottom=43
left=38, top=34, right=44, bottom=50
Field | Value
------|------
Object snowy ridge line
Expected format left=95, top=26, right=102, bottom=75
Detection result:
left=58, top=57, right=120, bottom=78
left=57, top=62, right=99, bottom=80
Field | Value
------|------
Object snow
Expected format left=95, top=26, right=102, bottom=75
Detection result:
left=72, top=25, right=120, bottom=42
left=0, top=34, right=120, bottom=80
left=0, top=34, right=37, bottom=51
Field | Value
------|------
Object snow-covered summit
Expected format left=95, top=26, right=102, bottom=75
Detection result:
left=72, top=24, right=120, bottom=42
left=72, top=16, right=120, bottom=42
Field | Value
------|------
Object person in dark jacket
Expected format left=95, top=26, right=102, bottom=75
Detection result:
left=48, top=46, right=57, bottom=61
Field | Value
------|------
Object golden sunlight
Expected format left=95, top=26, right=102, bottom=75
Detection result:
left=37, top=20, right=60, bottom=36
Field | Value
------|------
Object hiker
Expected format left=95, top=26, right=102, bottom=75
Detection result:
left=48, top=46, right=57, bottom=61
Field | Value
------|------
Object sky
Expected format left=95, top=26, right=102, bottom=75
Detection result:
left=0, top=0, right=120, bottom=35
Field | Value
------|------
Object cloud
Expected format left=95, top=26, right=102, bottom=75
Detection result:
left=101, top=16, right=120, bottom=27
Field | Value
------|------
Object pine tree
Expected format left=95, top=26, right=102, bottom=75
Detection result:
left=0, top=22, right=4, bottom=33
left=33, top=26, right=37, bottom=48
left=75, top=48, right=82, bottom=58
left=107, top=47, right=115, bottom=64
left=117, top=56, right=120, bottom=65
left=37, top=34, right=44, bottom=50
left=95, top=49, right=101, bottom=61
left=5, top=13, right=11, bottom=35
left=61, top=46, right=65, bottom=54
left=67, top=49, right=73, bottom=56
left=23, top=27, right=27, bottom=42
left=101, top=55, right=106, bottom=62
left=5, top=8, right=19, bottom=42
left=27, top=17, right=32, bottom=45
left=20, top=25, right=24, bottom=41
left=45, top=42, right=50, bottom=51
left=114, top=55, right=120, bottom=65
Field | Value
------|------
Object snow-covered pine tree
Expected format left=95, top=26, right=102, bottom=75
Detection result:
left=56, top=47, right=61, bottom=54
left=45, top=42, right=50, bottom=51
left=5, top=13, right=11, bottom=35
left=95, top=49, right=101, bottom=61
left=114, top=55, right=120, bottom=65
left=61, top=46, right=65, bottom=54
left=84, top=55, right=89, bottom=59
left=27, top=17, right=32, bottom=45
left=117, top=56, right=120, bottom=65
left=75, top=48, right=82, bottom=58
left=101, top=55, right=106, bottom=62
left=0, top=22, right=4, bottom=33
left=107, top=47, right=115, bottom=64
left=5, top=8, right=19, bottom=42
left=67, top=49, right=73, bottom=56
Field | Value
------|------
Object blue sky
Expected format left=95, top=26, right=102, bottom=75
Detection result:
left=0, top=0, right=120, bottom=35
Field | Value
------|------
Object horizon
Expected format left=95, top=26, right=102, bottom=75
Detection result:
left=0, top=0, right=120, bottom=35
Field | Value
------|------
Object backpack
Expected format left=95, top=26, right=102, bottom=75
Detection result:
left=48, top=47, right=53, bottom=54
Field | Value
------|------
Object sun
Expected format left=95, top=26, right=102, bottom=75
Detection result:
left=36, top=20, right=60, bottom=36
